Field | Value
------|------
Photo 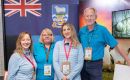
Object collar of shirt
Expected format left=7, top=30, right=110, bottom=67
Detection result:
left=86, top=23, right=98, bottom=32
left=39, top=42, right=55, bottom=49
left=23, top=50, right=30, bottom=55
left=64, top=39, right=71, bottom=46
left=64, top=42, right=69, bottom=45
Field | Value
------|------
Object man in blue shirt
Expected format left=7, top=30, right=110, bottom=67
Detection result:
left=79, top=7, right=130, bottom=80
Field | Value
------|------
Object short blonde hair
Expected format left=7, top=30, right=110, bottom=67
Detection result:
left=39, top=28, right=54, bottom=43
left=15, top=32, right=32, bottom=55
left=61, top=23, right=80, bottom=47
left=84, top=7, right=97, bottom=14
left=83, top=7, right=97, bottom=20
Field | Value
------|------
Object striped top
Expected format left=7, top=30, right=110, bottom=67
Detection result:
left=8, top=50, right=37, bottom=80
left=53, top=40, right=84, bottom=80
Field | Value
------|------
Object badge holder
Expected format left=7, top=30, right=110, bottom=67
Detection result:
left=44, top=64, right=52, bottom=76
left=85, top=47, right=92, bottom=60
left=32, top=72, right=36, bottom=80
left=62, top=61, right=71, bottom=76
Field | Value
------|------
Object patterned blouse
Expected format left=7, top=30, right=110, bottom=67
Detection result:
left=53, top=40, right=84, bottom=80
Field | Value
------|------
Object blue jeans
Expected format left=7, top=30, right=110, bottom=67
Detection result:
left=81, top=60, right=103, bottom=80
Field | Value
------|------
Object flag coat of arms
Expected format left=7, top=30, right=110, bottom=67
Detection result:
left=52, top=4, right=68, bottom=28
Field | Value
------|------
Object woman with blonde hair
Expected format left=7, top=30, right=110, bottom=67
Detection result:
left=8, top=32, right=36, bottom=80
left=33, top=28, right=55, bottom=80
left=53, top=23, right=84, bottom=80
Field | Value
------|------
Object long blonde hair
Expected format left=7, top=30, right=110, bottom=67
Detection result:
left=61, top=23, right=80, bottom=47
left=39, top=28, right=54, bottom=43
left=14, top=32, right=32, bottom=55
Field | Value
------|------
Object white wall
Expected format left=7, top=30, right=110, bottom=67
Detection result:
left=0, top=0, right=5, bottom=76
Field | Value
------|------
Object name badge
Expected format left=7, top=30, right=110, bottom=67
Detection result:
left=32, top=72, right=36, bottom=80
left=62, top=61, right=71, bottom=75
left=85, top=47, right=92, bottom=60
left=44, top=64, right=51, bottom=76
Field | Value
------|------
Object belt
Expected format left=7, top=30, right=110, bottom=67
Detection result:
left=85, top=59, right=103, bottom=62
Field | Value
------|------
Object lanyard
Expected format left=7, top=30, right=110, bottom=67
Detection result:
left=44, top=45, right=51, bottom=62
left=24, top=54, right=35, bottom=72
left=64, top=39, right=72, bottom=61
left=87, top=31, right=94, bottom=47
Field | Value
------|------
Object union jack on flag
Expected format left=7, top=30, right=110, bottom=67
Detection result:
left=4, top=0, right=42, bottom=17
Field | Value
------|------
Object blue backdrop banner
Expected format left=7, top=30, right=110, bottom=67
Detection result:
left=3, top=0, right=79, bottom=70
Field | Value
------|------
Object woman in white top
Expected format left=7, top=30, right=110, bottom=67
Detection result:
left=8, top=32, right=37, bottom=80
left=53, top=23, right=84, bottom=80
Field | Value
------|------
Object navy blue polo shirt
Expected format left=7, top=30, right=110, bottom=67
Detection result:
left=79, top=23, right=118, bottom=60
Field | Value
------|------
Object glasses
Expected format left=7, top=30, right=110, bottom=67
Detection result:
left=42, top=34, right=52, bottom=37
